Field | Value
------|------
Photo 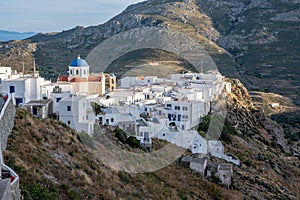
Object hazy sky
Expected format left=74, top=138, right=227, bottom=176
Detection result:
left=0, top=0, right=143, bottom=33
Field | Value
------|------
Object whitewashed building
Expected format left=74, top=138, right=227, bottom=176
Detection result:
left=22, top=99, right=53, bottom=119
left=95, top=72, right=240, bottom=164
left=163, top=100, right=210, bottom=130
left=121, top=76, right=158, bottom=88
left=58, top=95, right=95, bottom=135
left=0, top=67, right=12, bottom=82
left=1, top=76, right=51, bottom=106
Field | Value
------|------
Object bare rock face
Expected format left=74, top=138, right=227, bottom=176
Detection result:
left=225, top=79, right=290, bottom=153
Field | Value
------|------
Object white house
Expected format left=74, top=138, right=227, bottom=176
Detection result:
left=1, top=76, right=51, bottom=106
left=58, top=95, right=95, bottom=135
left=208, top=140, right=224, bottom=158
left=120, top=76, right=158, bottom=88
left=163, top=100, right=210, bottom=130
left=217, top=163, right=233, bottom=187
left=0, top=67, right=12, bottom=82
left=190, top=157, right=208, bottom=176
left=22, top=99, right=53, bottom=119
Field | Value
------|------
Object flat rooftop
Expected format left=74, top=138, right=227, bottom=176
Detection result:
left=25, top=99, right=52, bottom=106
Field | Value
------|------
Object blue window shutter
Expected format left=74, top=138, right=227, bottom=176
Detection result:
left=10, top=85, right=15, bottom=93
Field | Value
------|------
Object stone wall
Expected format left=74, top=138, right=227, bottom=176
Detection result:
left=0, top=99, right=16, bottom=151
left=0, top=98, right=20, bottom=200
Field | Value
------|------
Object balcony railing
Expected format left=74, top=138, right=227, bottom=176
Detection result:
left=1, top=163, right=19, bottom=189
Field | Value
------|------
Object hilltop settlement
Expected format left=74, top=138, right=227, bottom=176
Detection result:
left=0, top=56, right=240, bottom=198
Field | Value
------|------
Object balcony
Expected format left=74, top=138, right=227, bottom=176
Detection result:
left=0, top=163, right=20, bottom=199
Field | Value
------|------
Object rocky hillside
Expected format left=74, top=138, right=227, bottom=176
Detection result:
left=3, top=80, right=300, bottom=200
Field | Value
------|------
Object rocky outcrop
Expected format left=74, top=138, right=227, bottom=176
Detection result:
left=226, top=79, right=290, bottom=153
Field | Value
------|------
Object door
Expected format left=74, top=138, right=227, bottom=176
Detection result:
left=15, top=98, right=23, bottom=106
left=32, top=107, right=38, bottom=116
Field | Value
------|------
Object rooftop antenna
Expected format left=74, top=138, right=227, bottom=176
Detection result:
left=201, top=58, right=204, bottom=73
left=163, top=78, right=166, bottom=97
left=33, top=59, right=36, bottom=78
left=133, top=83, right=136, bottom=105
left=22, top=62, right=25, bottom=77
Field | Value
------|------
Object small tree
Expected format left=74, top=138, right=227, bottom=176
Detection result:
left=126, top=136, right=140, bottom=148
left=114, top=128, right=127, bottom=144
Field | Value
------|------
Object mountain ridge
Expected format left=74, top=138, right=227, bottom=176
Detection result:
left=0, top=30, right=37, bottom=42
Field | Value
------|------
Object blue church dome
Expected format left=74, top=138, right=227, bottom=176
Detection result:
left=69, top=56, right=89, bottom=67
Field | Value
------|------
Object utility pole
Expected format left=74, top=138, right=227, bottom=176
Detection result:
left=22, top=62, right=25, bottom=77
left=33, top=59, right=36, bottom=78
left=133, top=83, right=136, bottom=105
left=201, top=58, right=204, bottom=73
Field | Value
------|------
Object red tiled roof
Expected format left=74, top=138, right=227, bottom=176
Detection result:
left=58, top=76, right=68, bottom=82
left=70, top=77, right=86, bottom=82
left=88, top=76, right=102, bottom=82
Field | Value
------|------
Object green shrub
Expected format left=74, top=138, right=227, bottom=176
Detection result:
left=114, top=128, right=127, bottom=144
left=118, top=171, right=131, bottom=183
left=67, top=190, right=83, bottom=200
left=126, top=136, right=140, bottom=148
left=21, top=185, right=57, bottom=200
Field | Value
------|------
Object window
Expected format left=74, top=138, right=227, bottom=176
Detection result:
left=86, top=115, right=88, bottom=120
left=175, top=106, right=180, bottom=110
left=178, top=115, right=181, bottom=121
left=67, top=121, right=71, bottom=125
left=76, top=70, right=79, bottom=75
left=111, top=118, right=114, bottom=123
left=67, top=106, right=71, bottom=111
left=182, top=125, right=185, bottom=130
left=56, top=98, right=61, bottom=103
left=145, top=108, right=148, bottom=112
left=15, top=98, right=23, bottom=106
left=182, top=115, right=188, bottom=119
left=182, top=107, right=188, bottom=111
left=166, top=104, right=171, bottom=108
left=140, top=132, right=143, bottom=137
left=83, top=70, right=86, bottom=75
left=10, top=86, right=15, bottom=94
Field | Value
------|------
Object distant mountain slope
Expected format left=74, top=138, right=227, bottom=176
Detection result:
left=0, top=30, right=37, bottom=42
left=0, top=0, right=299, bottom=104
